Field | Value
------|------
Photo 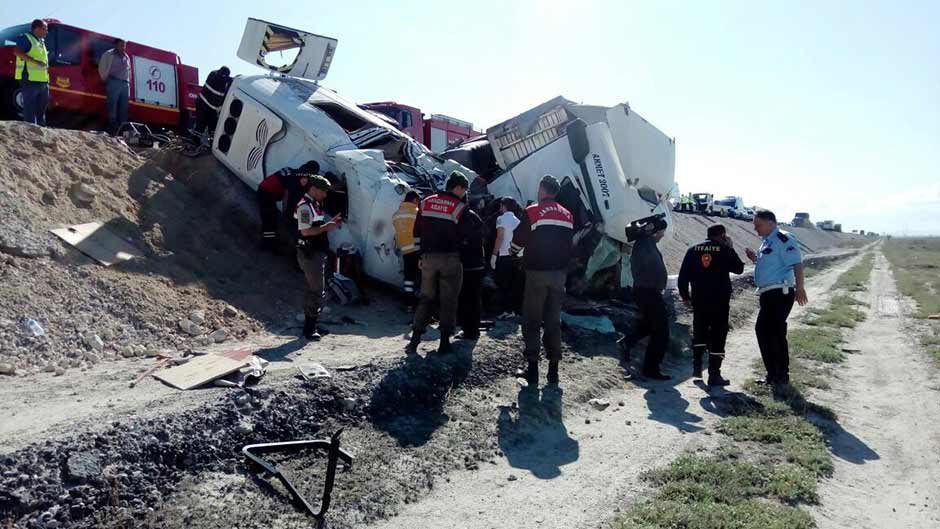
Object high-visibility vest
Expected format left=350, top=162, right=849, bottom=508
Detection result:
left=14, top=33, right=49, bottom=83
left=393, top=201, right=419, bottom=254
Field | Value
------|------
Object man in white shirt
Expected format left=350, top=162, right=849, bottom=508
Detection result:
left=491, top=197, right=522, bottom=318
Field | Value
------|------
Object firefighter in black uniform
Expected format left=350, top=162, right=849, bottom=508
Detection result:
left=295, top=175, right=343, bottom=340
left=194, top=66, right=232, bottom=137
left=256, top=161, right=320, bottom=252
left=678, top=224, right=745, bottom=386
left=405, top=171, right=474, bottom=355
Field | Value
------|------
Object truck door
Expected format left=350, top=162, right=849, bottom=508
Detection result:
left=46, top=25, right=94, bottom=123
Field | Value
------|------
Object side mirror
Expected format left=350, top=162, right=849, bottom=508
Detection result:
left=566, top=119, right=589, bottom=163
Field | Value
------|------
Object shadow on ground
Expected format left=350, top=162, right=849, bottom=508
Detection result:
left=367, top=344, right=474, bottom=447
left=497, top=386, right=579, bottom=479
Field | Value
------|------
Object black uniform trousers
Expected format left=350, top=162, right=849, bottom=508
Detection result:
left=402, top=252, right=421, bottom=306
left=194, top=98, right=219, bottom=136
left=756, top=288, right=796, bottom=383
left=458, top=268, right=484, bottom=336
left=693, top=298, right=730, bottom=372
left=495, top=256, right=524, bottom=314
left=634, top=287, right=670, bottom=374
left=256, top=188, right=279, bottom=244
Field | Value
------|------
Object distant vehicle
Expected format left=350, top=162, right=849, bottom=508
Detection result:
left=691, top=193, right=714, bottom=215
left=740, top=207, right=756, bottom=221
left=712, top=196, right=747, bottom=218
left=0, top=19, right=199, bottom=130
left=792, top=212, right=812, bottom=227
left=833, top=223, right=842, bottom=233
left=361, top=102, right=481, bottom=153
left=817, top=220, right=836, bottom=231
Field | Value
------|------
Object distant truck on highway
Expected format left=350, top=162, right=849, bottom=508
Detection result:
left=712, top=196, right=749, bottom=219
left=691, top=193, right=715, bottom=215
left=361, top=102, right=481, bottom=153
left=792, top=212, right=812, bottom=227
left=0, top=19, right=200, bottom=130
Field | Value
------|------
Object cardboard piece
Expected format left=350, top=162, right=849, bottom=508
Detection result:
left=154, top=354, right=250, bottom=390
left=50, top=222, right=142, bottom=266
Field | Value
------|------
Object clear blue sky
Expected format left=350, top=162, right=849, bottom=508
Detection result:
left=5, top=0, right=938, bottom=235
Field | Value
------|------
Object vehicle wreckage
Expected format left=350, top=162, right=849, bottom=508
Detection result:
left=212, top=18, right=676, bottom=292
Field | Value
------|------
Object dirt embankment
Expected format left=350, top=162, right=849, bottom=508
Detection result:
left=0, top=122, right=309, bottom=379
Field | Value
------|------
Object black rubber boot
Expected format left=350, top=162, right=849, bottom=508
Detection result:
left=303, top=316, right=321, bottom=341
left=707, top=353, right=730, bottom=386
left=437, top=334, right=453, bottom=355
left=547, top=360, right=559, bottom=385
left=692, top=346, right=706, bottom=379
left=404, top=333, right=421, bottom=355
left=524, top=361, right=539, bottom=386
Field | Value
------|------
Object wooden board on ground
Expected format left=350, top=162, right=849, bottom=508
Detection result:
left=50, top=221, right=143, bottom=266
left=154, top=354, right=250, bottom=390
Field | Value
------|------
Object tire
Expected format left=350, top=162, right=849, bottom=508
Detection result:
left=0, top=80, right=24, bottom=120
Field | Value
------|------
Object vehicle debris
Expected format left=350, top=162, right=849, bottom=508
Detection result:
left=242, top=429, right=353, bottom=519
left=298, top=362, right=331, bottom=381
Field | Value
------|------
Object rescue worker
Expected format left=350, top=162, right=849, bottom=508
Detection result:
left=98, top=39, right=131, bottom=135
left=630, top=217, right=671, bottom=381
left=295, top=175, right=343, bottom=341
left=393, top=191, right=421, bottom=310
left=456, top=203, right=484, bottom=340
left=13, top=20, right=49, bottom=126
left=492, top=197, right=524, bottom=318
left=745, top=210, right=808, bottom=388
left=194, top=66, right=232, bottom=137
left=405, top=171, right=473, bottom=356
left=516, top=175, right=574, bottom=386
left=678, top=224, right=745, bottom=386
left=256, top=161, right=319, bottom=252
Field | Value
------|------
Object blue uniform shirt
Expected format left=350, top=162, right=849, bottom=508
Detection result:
left=754, top=227, right=802, bottom=288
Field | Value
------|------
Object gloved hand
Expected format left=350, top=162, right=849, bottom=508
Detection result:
left=490, top=254, right=498, bottom=270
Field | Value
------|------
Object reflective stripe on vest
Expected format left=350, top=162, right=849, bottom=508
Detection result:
left=15, top=33, right=49, bottom=83
left=420, top=194, right=465, bottom=223
left=526, top=201, right=574, bottom=230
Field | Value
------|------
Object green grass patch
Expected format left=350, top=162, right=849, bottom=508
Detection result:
left=884, top=239, right=940, bottom=318
left=618, top=498, right=815, bottom=529
left=832, top=253, right=875, bottom=292
left=923, top=331, right=940, bottom=360
left=788, top=327, right=844, bottom=363
left=617, top=452, right=817, bottom=529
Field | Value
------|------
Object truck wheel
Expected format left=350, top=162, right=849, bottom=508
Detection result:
left=0, top=82, right=24, bottom=120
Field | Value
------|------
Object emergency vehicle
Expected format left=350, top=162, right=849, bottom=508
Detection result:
left=0, top=19, right=199, bottom=130
left=361, top=101, right=481, bottom=153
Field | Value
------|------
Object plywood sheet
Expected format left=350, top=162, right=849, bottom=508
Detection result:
left=154, top=354, right=249, bottom=390
left=50, top=222, right=142, bottom=266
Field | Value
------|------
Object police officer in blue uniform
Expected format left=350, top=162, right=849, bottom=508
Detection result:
left=678, top=224, right=745, bottom=386
left=745, top=210, right=809, bottom=387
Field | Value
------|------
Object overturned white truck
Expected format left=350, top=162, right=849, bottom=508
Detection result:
left=444, top=96, right=676, bottom=288
left=211, top=19, right=477, bottom=288
left=212, top=19, right=676, bottom=291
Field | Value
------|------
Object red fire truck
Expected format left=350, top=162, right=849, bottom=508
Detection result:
left=361, top=101, right=481, bottom=153
left=0, top=19, right=199, bottom=130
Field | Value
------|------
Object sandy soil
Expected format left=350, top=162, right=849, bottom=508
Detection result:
left=809, top=250, right=940, bottom=529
